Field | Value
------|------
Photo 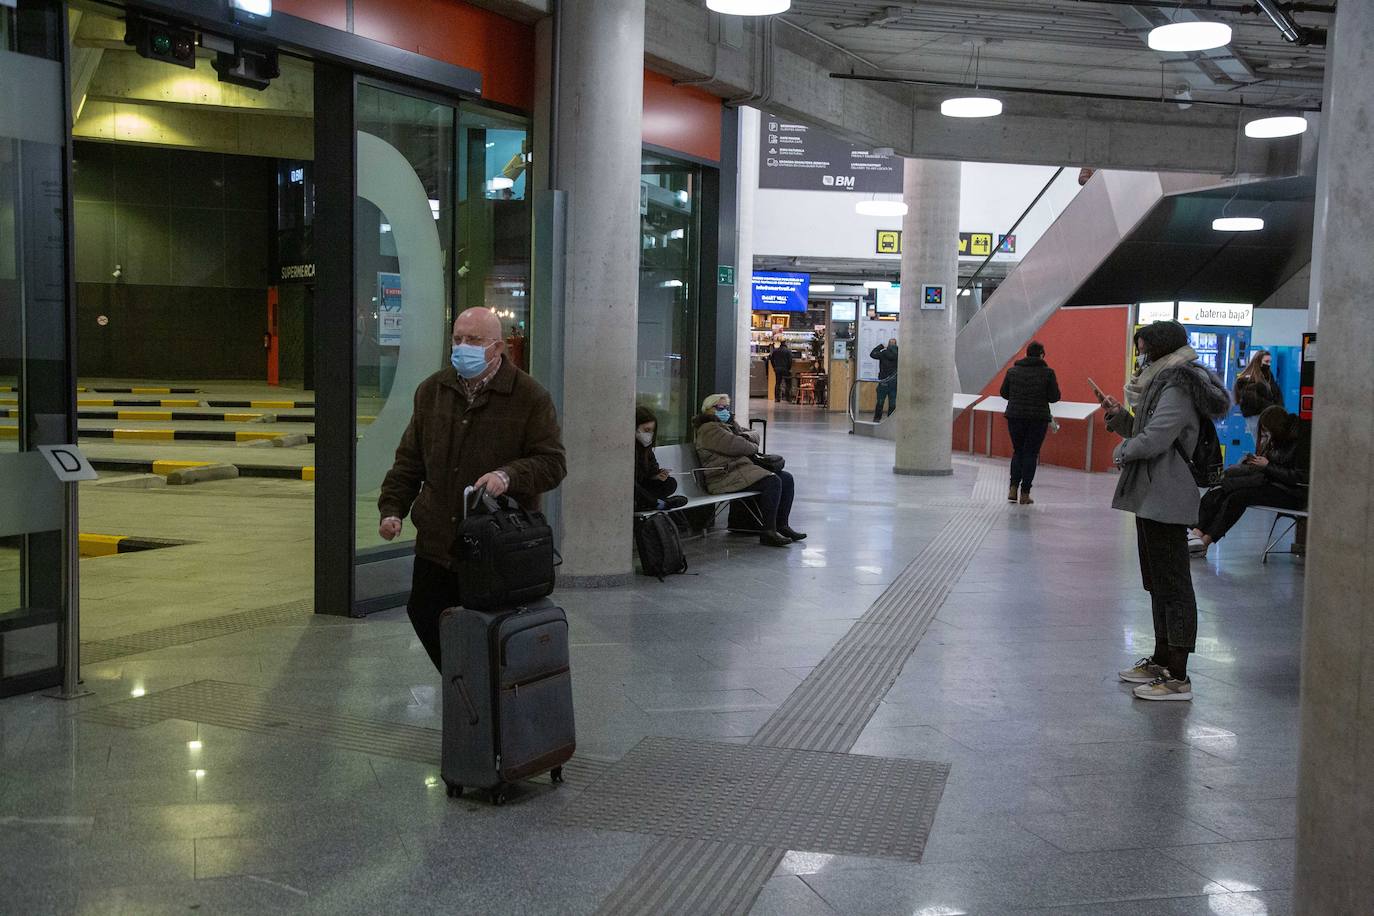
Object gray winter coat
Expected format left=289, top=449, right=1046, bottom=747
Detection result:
left=1107, top=364, right=1231, bottom=525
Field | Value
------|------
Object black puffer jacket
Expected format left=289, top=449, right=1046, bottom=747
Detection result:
left=1235, top=373, right=1282, bottom=417
left=999, top=357, right=1061, bottom=421
left=1261, top=424, right=1311, bottom=497
left=870, top=344, right=899, bottom=382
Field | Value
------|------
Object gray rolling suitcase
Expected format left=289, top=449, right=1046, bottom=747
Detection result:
left=440, top=603, right=575, bottom=805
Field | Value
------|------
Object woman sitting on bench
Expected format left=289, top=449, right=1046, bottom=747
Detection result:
left=692, top=394, right=806, bottom=548
left=1189, top=406, right=1309, bottom=558
left=635, top=406, right=688, bottom=512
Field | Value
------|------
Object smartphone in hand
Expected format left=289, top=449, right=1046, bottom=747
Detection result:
left=1087, top=377, right=1108, bottom=404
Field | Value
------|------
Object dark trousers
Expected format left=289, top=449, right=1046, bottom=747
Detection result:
left=754, top=470, right=795, bottom=530
left=634, top=475, right=678, bottom=511
left=1006, top=417, right=1050, bottom=490
left=1135, top=518, right=1197, bottom=651
left=1197, top=484, right=1305, bottom=542
left=774, top=372, right=792, bottom=402
left=406, top=556, right=462, bottom=672
left=873, top=380, right=897, bottom=421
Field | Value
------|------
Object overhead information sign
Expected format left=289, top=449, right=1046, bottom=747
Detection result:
left=752, top=271, right=810, bottom=313
left=877, top=231, right=1016, bottom=256
left=1177, top=301, right=1253, bottom=327
left=760, top=114, right=902, bottom=193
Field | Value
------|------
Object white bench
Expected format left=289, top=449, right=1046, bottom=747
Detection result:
left=1252, top=504, right=1309, bottom=564
left=632, top=443, right=763, bottom=529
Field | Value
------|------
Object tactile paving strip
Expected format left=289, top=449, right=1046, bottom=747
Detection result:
left=77, top=678, right=605, bottom=786
left=81, top=598, right=326, bottom=664
left=559, top=736, right=948, bottom=860
left=596, top=502, right=1000, bottom=916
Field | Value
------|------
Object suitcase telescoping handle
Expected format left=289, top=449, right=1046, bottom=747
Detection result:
left=451, top=674, right=481, bottom=726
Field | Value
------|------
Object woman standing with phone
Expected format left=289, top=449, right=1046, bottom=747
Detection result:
left=999, top=341, right=1061, bottom=504
left=1098, top=321, right=1231, bottom=702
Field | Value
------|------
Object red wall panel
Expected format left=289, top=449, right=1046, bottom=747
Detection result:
left=953, top=305, right=1129, bottom=473
left=352, top=0, right=536, bottom=111
left=274, top=0, right=348, bottom=31
left=643, top=70, right=722, bottom=163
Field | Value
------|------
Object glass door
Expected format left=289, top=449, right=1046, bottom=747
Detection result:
left=0, top=1, right=74, bottom=696
left=352, top=82, right=458, bottom=609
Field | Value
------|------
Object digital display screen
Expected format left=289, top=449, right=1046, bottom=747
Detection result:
left=875, top=286, right=900, bottom=314
left=831, top=301, right=856, bottom=322
left=752, top=271, right=810, bottom=312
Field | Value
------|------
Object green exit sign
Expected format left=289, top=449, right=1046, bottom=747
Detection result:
left=718, top=265, right=735, bottom=285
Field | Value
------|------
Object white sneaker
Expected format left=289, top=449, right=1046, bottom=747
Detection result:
left=1133, top=676, right=1192, bottom=701
left=1188, top=534, right=1208, bottom=558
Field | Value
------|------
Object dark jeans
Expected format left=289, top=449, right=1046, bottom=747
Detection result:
left=1006, top=416, right=1050, bottom=490
left=1135, top=517, right=1197, bottom=651
left=1197, top=484, right=1305, bottom=542
left=634, top=475, right=679, bottom=511
left=754, top=470, right=795, bottom=530
left=873, top=380, right=897, bottom=421
left=406, top=556, right=462, bottom=672
left=774, top=372, right=792, bottom=402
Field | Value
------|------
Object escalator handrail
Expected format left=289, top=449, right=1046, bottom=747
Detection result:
left=958, top=166, right=1066, bottom=302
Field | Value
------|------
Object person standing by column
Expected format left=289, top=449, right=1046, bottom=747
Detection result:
left=870, top=337, right=899, bottom=422
left=769, top=337, right=794, bottom=403
left=999, top=340, right=1060, bottom=504
left=1101, top=320, right=1230, bottom=702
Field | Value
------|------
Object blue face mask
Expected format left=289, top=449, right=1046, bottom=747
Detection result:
left=451, top=343, right=490, bottom=379
left=714, top=408, right=731, bottom=423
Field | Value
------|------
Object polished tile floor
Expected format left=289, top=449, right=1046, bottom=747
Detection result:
left=1, top=403, right=1303, bottom=915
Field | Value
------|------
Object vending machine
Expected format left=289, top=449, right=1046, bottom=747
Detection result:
left=1177, top=302, right=1255, bottom=466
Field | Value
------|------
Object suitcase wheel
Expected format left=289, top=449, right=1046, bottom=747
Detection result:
left=445, top=781, right=464, bottom=799
left=490, top=785, right=508, bottom=806
left=550, top=767, right=564, bottom=785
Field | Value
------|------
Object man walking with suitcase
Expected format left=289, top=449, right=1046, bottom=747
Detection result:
left=378, top=306, right=566, bottom=671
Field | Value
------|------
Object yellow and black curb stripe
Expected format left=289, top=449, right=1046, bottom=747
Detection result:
left=205, top=399, right=316, bottom=409
left=81, top=429, right=315, bottom=444
left=79, top=533, right=189, bottom=558
left=74, top=398, right=202, bottom=408
left=77, top=409, right=279, bottom=423
left=83, top=386, right=201, bottom=395
left=91, top=458, right=315, bottom=480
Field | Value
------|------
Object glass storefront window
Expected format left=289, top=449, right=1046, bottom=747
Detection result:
left=638, top=153, right=701, bottom=444
left=457, top=107, right=531, bottom=371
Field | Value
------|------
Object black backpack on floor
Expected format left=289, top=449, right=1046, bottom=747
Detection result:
left=634, top=512, right=688, bottom=581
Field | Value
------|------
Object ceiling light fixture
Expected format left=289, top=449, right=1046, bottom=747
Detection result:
left=1147, top=21, right=1232, bottom=53
left=1212, top=216, right=1264, bottom=232
left=941, top=97, right=1003, bottom=118
left=855, top=199, right=908, bottom=217
left=941, top=44, right=1002, bottom=119
left=705, top=0, right=790, bottom=14
left=863, top=280, right=895, bottom=289
left=811, top=284, right=836, bottom=293
left=1244, top=115, right=1308, bottom=138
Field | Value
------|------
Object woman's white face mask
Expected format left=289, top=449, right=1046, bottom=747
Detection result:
left=636, top=425, right=654, bottom=447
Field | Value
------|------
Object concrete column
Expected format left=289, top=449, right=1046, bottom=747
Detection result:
left=1294, top=2, right=1374, bottom=911
left=894, top=158, right=960, bottom=476
left=734, top=106, right=760, bottom=425
left=553, top=0, right=644, bottom=586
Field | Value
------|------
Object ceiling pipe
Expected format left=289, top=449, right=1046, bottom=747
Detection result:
left=830, top=71, right=1322, bottom=112
left=1252, top=0, right=1327, bottom=45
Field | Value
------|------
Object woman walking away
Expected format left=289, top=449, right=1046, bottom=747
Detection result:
left=999, top=341, right=1061, bottom=504
left=1099, top=320, right=1230, bottom=702
left=1234, top=349, right=1282, bottom=443
left=1188, top=405, right=1309, bottom=558
left=693, top=394, right=806, bottom=548
left=634, top=406, right=688, bottom=512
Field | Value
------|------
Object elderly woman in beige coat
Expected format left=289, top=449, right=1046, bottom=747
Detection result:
left=692, top=393, right=805, bottom=548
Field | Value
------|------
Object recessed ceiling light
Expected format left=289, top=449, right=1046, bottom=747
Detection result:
left=1244, top=116, right=1308, bottom=139
left=863, top=281, right=895, bottom=289
left=941, top=96, right=1003, bottom=119
left=706, top=0, right=790, bottom=14
left=811, top=284, right=836, bottom=293
left=855, top=200, right=908, bottom=217
left=1213, top=217, right=1264, bottom=232
left=1148, top=21, right=1232, bottom=53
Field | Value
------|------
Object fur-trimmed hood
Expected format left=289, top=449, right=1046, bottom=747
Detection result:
left=1151, top=363, right=1232, bottom=420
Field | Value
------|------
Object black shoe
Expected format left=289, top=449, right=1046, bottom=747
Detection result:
left=758, top=530, right=793, bottom=547
left=779, top=525, right=807, bottom=542
left=663, top=495, right=689, bottom=510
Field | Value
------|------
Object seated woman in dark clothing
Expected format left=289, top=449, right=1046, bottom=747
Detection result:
left=635, top=406, right=688, bottom=512
left=692, top=393, right=805, bottom=548
left=1189, top=405, right=1308, bottom=558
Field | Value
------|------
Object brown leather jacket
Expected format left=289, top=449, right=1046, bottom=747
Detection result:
left=379, top=358, right=566, bottom=569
